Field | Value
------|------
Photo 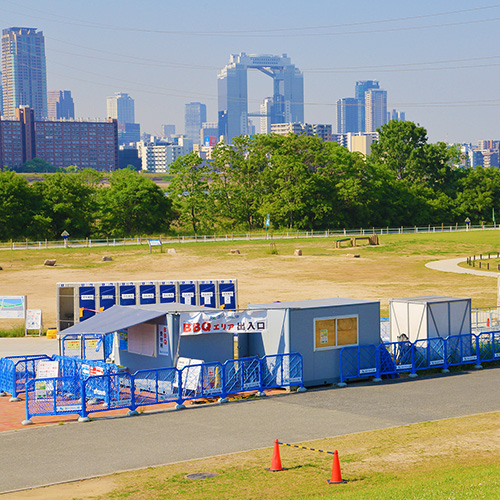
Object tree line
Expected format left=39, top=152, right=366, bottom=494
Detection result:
left=1, top=120, right=499, bottom=241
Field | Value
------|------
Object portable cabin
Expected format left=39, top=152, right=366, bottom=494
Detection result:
left=243, top=298, right=381, bottom=387
left=389, top=296, right=471, bottom=343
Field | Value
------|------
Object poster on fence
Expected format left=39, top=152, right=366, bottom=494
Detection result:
left=175, top=357, right=204, bottom=391
left=36, top=360, right=59, bottom=379
left=180, top=310, right=267, bottom=335
left=0, top=296, right=26, bottom=319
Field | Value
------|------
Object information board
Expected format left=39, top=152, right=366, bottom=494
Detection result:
left=0, top=296, right=26, bottom=319
left=26, top=309, right=42, bottom=334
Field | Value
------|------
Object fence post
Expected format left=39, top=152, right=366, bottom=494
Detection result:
left=474, top=335, right=483, bottom=370
left=175, top=369, right=185, bottom=409
left=409, top=343, right=418, bottom=378
left=257, top=357, right=266, bottom=397
left=219, top=363, right=228, bottom=403
left=373, top=345, right=382, bottom=382
left=78, top=379, right=90, bottom=422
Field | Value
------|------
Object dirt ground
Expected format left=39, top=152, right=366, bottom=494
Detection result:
left=0, top=241, right=496, bottom=329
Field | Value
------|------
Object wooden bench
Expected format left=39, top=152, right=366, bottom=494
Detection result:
left=334, top=238, right=351, bottom=248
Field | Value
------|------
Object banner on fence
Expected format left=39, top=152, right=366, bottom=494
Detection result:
left=176, top=357, right=204, bottom=390
left=180, top=310, right=267, bottom=335
left=0, top=296, right=26, bottom=319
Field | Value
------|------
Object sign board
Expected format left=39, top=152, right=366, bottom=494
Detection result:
left=180, top=310, right=267, bottom=335
left=26, top=309, right=42, bottom=333
left=36, top=360, right=59, bottom=379
left=176, top=357, right=204, bottom=391
left=0, top=296, right=26, bottom=319
left=158, top=324, right=169, bottom=356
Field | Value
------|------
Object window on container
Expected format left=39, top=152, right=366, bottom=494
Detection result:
left=314, top=316, right=358, bottom=351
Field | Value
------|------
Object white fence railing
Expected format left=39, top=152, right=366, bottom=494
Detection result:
left=1, top=223, right=499, bottom=251
left=472, top=307, right=500, bottom=332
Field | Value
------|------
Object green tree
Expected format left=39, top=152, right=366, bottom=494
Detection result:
left=0, top=172, right=36, bottom=240
left=30, top=172, right=97, bottom=239
left=14, top=157, right=62, bottom=173
left=168, top=153, right=210, bottom=233
left=97, top=169, right=172, bottom=237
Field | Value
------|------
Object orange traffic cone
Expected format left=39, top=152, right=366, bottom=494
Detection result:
left=327, top=450, right=346, bottom=484
left=266, top=439, right=286, bottom=472
left=487, top=318, right=490, bottom=327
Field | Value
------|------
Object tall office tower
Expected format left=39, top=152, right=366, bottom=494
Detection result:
left=218, top=53, right=304, bottom=143
left=365, top=89, right=388, bottom=133
left=47, top=90, right=75, bottom=120
left=184, top=102, right=206, bottom=145
left=336, top=97, right=361, bottom=133
left=0, top=71, right=3, bottom=115
left=106, top=92, right=135, bottom=124
left=1, top=27, right=47, bottom=120
left=355, top=80, right=379, bottom=132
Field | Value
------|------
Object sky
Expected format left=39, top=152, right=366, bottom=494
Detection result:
left=2, top=0, right=500, bottom=144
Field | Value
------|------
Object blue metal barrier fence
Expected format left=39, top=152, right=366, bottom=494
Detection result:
left=339, top=331, right=500, bottom=384
left=23, top=352, right=304, bottom=422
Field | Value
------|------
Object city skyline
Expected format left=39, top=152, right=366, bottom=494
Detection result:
left=1, top=1, right=500, bottom=143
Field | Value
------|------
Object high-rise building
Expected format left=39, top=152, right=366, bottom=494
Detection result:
left=260, top=97, right=273, bottom=134
left=355, top=80, right=379, bottom=132
left=365, top=89, right=388, bottom=133
left=185, top=102, right=206, bottom=145
left=47, top=90, right=75, bottom=120
left=336, top=97, right=361, bottom=133
left=106, top=92, right=135, bottom=125
left=0, top=106, right=118, bottom=171
left=1, top=27, right=47, bottom=120
left=0, top=71, right=3, bottom=116
left=218, top=53, right=304, bottom=143
left=200, top=122, right=218, bottom=146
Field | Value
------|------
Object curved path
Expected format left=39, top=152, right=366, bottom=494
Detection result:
left=425, top=256, right=499, bottom=278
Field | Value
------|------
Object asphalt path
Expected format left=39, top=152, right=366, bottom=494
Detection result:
left=425, top=256, right=500, bottom=277
left=2, top=366, right=500, bottom=493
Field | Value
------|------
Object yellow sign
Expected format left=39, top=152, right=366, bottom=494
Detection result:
left=67, top=340, right=80, bottom=349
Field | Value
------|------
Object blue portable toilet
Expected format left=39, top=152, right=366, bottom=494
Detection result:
left=139, top=281, right=156, bottom=305
left=98, top=283, right=116, bottom=311
left=159, top=281, right=178, bottom=303
left=198, top=280, right=216, bottom=307
left=119, top=282, right=136, bottom=306
left=218, top=280, right=237, bottom=309
left=79, top=284, right=96, bottom=321
left=179, top=281, right=197, bottom=306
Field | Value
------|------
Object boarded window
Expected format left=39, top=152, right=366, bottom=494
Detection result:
left=314, top=316, right=358, bottom=350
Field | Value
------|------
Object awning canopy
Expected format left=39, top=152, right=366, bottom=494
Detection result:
left=61, top=305, right=168, bottom=335
left=60, top=303, right=217, bottom=335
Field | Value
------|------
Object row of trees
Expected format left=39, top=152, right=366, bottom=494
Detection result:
left=0, top=169, right=172, bottom=241
left=2, top=120, right=500, bottom=241
left=168, top=120, right=498, bottom=232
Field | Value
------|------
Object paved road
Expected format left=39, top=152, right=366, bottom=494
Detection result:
left=0, top=337, right=59, bottom=358
left=2, top=367, right=500, bottom=493
left=425, top=256, right=499, bottom=277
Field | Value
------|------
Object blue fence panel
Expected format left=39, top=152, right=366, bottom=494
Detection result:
left=223, top=357, right=261, bottom=395
left=260, top=353, right=303, bottom=390
left=381, top=341, right=414, bottom=375
left=25, top=377, right=83, bottom=420
left=413, top=337, right=446, bottom=371
left=133, top=367, right=178, bottom=407
left=476, top=331, right=500, bottom=363
left=446, top=334, right=478, bottom=367
left=0, top=355, right=52, bottom=398
left=83, top=372, right=133, bottom=417
left=178, top=362, right=224, bottom=403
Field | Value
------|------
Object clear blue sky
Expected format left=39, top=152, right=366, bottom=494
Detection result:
left=2, top=0, right=499, bottom=143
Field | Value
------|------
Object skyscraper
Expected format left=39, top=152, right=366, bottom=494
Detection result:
left=106, top=92, right=135, bottom=124
left=185, top=102, right=206, bottom=145
left=336, top=97, right=361, bottom=133
left=218, top=53, right=304, bottom=142
left=47, top=90, right=75, bottom=120
left=106, top=92, right=139, bottom=144
left=355, top=80, right=379, bottom=132
left=1, top=27, right=47, bottom=120
left=365, top=89, right=388, bottom=133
